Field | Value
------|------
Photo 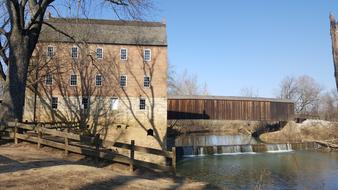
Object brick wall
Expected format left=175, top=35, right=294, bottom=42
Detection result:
left=23, top=42, right=168, bottom=163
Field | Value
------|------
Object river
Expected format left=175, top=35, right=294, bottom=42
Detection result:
left=176, top=151, right=338, bottom=190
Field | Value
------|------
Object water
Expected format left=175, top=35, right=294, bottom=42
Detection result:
left=176, top=151, right=338, bottom=190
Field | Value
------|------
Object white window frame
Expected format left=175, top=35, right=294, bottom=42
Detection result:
left=120, top=75, right=127, bottom=88
left=71, top=46, right=78, bottom=58
left=70, top=74, right=77, bottom=86
left=139, top=98, right=146, bottom=110
left=144, top=76, right=150, bottom=88
left=45, top=73, right=53, bottom=86
left=111, top=97, right=119, bottom=110
left=51, top=97, right=58, bottom=110
left=95, top=74, right=102, bottom=86
left=96, top=47, right=103, bottom=59
left=120, top=48, right=128, bottom=61
left=47, top=46, right=55, bottom=57
left=144, top=49, right=151, bottom=62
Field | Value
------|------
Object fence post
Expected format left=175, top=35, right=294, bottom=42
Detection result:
left=65, top=128, right=69, bottom=155
left=172, top=147, right=176, bottom=173
left=37, top=128, right=42, bottom=149
left=95, top=134, right=100, bottom=163
left=129, top=140, right=135, bottom=172
left=14, top=119, right=18, bottom=144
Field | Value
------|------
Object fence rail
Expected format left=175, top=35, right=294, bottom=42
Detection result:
left=8, top=121, right=176, bottom=173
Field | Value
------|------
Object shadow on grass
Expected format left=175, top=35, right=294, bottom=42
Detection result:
left=77, top=172, right=221, bottom=190
left=0, top=143, right=221, bottom=190
left=0, top=154, right=73, bottom=174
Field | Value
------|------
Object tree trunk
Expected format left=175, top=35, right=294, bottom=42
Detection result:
left=330, top=15, right=338, bottom=92
left=0, top=33, right=30, bottom=122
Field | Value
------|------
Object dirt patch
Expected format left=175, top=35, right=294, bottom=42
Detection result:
left=0, top=143, right=219, bottom=190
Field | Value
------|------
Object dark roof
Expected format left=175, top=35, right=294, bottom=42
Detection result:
left=39, top=18, right=167, bottom=46
left=168, top=95, right=294, bottom=103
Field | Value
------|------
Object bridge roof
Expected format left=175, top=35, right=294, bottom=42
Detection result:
left=168, top=95, right=294, bottom=103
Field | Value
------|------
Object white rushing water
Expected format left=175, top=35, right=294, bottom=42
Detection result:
left=181, top=143, right=297, bottom=157
left=266, top=143, right=293, bottom=153
left=176, top=135, right=312, bottom=157
left=175, top=134, right=257, bottom=147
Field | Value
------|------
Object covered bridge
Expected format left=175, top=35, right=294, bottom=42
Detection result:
left=168, top=96, right=294, bottom=121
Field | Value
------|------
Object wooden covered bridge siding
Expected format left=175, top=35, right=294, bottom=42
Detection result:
left=167, top=96, right=294, bottom=121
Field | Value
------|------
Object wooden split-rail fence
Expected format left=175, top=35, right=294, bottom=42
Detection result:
left=8, top=121, right=176, bottom=173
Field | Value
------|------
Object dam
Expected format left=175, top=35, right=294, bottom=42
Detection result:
left=167, top=96, right=337, bottom=189
left=167, top=95, right=296, bottom=156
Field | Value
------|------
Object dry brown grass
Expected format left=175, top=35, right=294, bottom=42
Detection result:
left=0, top=143, right=218, bottom=190
left=260, top=120, right=338, bottom=144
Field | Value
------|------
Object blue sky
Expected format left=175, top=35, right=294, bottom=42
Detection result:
left=156, top=0, right=338, bottom=97
left=58, top=0, right=338, bottom=97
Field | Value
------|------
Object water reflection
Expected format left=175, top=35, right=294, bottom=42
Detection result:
left=176, top=151, right=338, bottom=190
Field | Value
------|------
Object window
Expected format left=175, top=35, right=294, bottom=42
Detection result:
left=96, top=74, right=102, bottom=86
left=71, top=47, right=78, bottom=58
left=51, top=97, right=58, bottom=109
left=111, top=97, right=119, bottom=110
left=96, top=48, right=103, bottom=59
left=70, top=74, right=77, bottom=86
left=45, top=74, right=53, bottom=86
left=144, top=49, right=151, bottom=62
left=120, top=75, right=127, bottom=87
left=147, top=129, right=154, bottom=136
left=144, top=76, right=150, bottom=87
left=47, top=46, right=54, bottom=57
left=82, top=97, right=89, bottom=109
left=120, top=48, right=128, bottom=60
left=139, top=98, right=146, bottom=110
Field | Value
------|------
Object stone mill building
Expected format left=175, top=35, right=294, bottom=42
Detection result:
left=23, top=18, right=168, bottom=162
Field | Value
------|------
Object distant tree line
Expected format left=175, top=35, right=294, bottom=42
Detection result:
left=277, top=75, right=337, bottom=121
left=168, top=64, right=208, bottom=96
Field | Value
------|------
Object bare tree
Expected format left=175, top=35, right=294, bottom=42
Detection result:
left=277, top=76, right=297, bottom=100
left=329, top=14, right=338, bottom=92
left=168, top=68, right=209, bottom=96
left=0, top=0, right=153, bottom=123
left=240, top=87, right=259, bottom=97
left=319, top=89, right=338, bottom=121
left=277, top=75, right=322, bottom=114
left=167, top=63, right=176, bottom=95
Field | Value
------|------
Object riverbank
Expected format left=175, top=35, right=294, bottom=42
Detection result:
left=0, top=142, right=220, bottom=190
left=260, top=120, right=338, bottom=147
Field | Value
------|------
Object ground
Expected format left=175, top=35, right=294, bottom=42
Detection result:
left=0, top=142, right=219, bottom=190
left=260, top=120, right=338, bottom=144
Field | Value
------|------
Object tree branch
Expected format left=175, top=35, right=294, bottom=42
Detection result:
left=0, top=16, right=10, bottom=37
left=7, top=0, right=22, bottom=30
left=0, top=27, right=5, bottom=35
left=105, top=0, right=128, bottom=6
left=0, top=61, right=6, bottom=80
left=0, top=40, right=8, bottom=66
left=26, top=0, right=54, bottom=30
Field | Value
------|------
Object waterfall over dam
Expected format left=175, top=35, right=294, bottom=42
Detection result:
left=174, top=134, right=320, bottom=157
